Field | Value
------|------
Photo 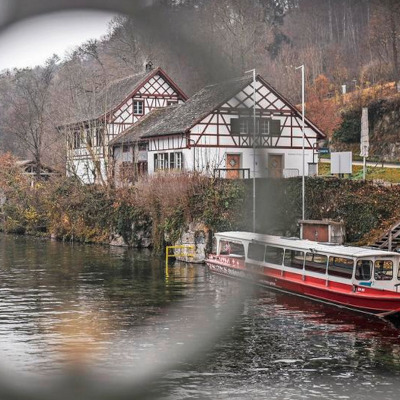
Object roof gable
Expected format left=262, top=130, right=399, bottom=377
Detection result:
left=63, top=67, right=187, bottom=126
left=256, top=75, right=325, bottom=138
left=140, top=75, right=253, bottom=138
left=110, top=106, right=176, bottom=146
left=140, top=74, right=325, bottom=139
left=108, top=75, right=325, bottom=143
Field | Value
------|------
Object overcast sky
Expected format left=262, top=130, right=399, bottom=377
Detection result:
left=0, top=10, right=116, bottom=72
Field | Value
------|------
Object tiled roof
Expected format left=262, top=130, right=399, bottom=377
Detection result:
left=140, top=74, right=253, bottom=138
left=62, top=70, right=152, bottom=126
left=110, top=74, right=253, bottom=145
left=62, top=67, right=187, bottom=126
left=109, top=72, right=326, bottom=143
left=110, top=106, right=176, bottom=145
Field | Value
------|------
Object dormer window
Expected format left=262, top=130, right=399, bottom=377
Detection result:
left=133, top=100, right=144, bottom=115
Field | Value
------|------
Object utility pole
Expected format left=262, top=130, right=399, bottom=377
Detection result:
left=245, top=68, right=257, bottom=233
left=296, top=65, right=306, bottom=221
left=360, top=107, right=369, bottom=181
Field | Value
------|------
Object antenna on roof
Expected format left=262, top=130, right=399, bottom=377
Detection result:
left=145, top=61, right=154, bottom=72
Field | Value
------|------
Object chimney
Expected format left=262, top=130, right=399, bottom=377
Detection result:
left=145, top=61, right=154, bottom=72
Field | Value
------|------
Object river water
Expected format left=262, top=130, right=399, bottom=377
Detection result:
left=0, top=234, right=400, bottom=400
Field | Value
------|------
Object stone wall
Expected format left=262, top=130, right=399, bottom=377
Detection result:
left=174, top=221, right=211, bottom=263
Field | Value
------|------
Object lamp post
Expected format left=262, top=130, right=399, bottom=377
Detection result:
left=245, top=68, right=256, bottom=233
left=188, top=138, right=196, bottom=172
left=295, top=64, right=305, bottom=222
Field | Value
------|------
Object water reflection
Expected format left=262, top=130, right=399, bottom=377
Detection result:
left=162, top=277, right=400, bottom=400
left=0, top=234, right=399, bottom=399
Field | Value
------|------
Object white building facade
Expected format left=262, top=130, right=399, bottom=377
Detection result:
left=61, top=66, right=187, bottom=184
left=138, top=74, right=324, bottom=179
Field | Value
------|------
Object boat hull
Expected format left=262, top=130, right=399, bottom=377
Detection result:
left=206, top=258, right=400, bottom=318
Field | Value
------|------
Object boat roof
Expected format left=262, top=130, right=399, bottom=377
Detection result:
left=215, top=231, right=399, bottom=258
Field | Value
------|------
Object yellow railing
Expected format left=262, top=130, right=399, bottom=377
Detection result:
left=165, top=244, right=195, bottom=272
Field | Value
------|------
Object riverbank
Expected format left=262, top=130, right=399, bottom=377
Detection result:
left=0, top=154, right=245, bottom=253
left=250, top=177, right=400, bottom=245
left=2, top=154, right=400, bottom=252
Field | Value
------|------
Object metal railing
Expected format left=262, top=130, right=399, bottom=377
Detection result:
left=165, top=244, right=195, bottom=268
left=213, top=168, right=251, bottom=179
left=283, top=168, right=300, bottom=178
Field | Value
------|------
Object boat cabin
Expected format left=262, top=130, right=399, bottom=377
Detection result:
left=213, top=232, right=400, bottom=292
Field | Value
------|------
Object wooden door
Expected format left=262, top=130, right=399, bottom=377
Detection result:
left=268, top=155, right=283, bottom=178
left=226, top=154, right=241, bottom=179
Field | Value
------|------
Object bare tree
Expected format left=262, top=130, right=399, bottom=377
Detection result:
left=53, top=50, right=110, bottom=186
left=369, top=0, right=400, bottom=88
left=0, top=57, right=58, bottom=178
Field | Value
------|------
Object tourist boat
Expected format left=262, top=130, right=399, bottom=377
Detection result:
left=205, top=232, right=400, bottom=319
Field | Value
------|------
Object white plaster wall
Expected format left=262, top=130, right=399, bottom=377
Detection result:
left=148, top=147, right=193, bottom=174
left=147, top=140, right=316, bottom=179
left=267, top=148, right=315, bottom=177
left=69, top=157, right=108, bottom=184
left=191, top=112, right=318, bottom=152
left=143, top=77, right=322, bottom=178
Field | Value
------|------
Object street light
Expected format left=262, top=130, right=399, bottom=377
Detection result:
left=187, top=138, right=196, bottom=172
left=295, top=65, right=305, bottom=222
left=245, top=68, right=256, bottom=233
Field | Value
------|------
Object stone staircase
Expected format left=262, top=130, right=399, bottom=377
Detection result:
left=371, top=221, right=400, bottom=251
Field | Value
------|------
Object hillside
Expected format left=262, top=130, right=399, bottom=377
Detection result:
left=1, top=0, right=400, bottom=169
left=330, top=86, right=400, bottom=161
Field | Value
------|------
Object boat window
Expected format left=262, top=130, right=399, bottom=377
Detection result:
left=328, top=256, right=354, bottom=279
left=374, top=260, right=393, bottom=281
left=265, top=246, right=284, bottom=265
left=220, top=241, right=245, bottom=256
left=355, top=260, right=372, bottom=281
left=248, top=243, right=265, bottom=262
left=305, top=252, right=327, bottom=274
left=284, top=250, right=304, bottom=269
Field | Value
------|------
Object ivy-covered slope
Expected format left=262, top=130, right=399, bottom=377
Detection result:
left=1, top=151, right=398, bottom=250
left=248, top=178, right=400, bottom=244
left=332, top=95, right=400, bottom=160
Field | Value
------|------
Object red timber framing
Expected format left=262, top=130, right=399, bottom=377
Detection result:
left=67, top=68, right=187, bottom=151
left=105, top=68, right=187, bottom=139
left=64, top=67, right=188, bottom=184
left=148, top=134, right=187, bottom=152
left=185, top=77, right=323, bottom=150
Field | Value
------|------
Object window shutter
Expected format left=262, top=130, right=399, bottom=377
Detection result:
left=248, top=118, right=256, bottom=134
left=154, top=154, right=158, bottom=171
left=231, top=118, right=240, bottom=134
left=270, top=120, right=281, bottom=136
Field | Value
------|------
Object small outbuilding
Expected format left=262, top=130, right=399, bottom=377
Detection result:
left=17, top=160, right=59, bottom=183
left=299, top=219, right=346, bottom=244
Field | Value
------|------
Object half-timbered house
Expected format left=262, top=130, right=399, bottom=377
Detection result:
left=111, top=73, right=325, bottom=180
left=109, top=107, right=174, bottom=185
left=60, top=64, right=187, bottom=184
